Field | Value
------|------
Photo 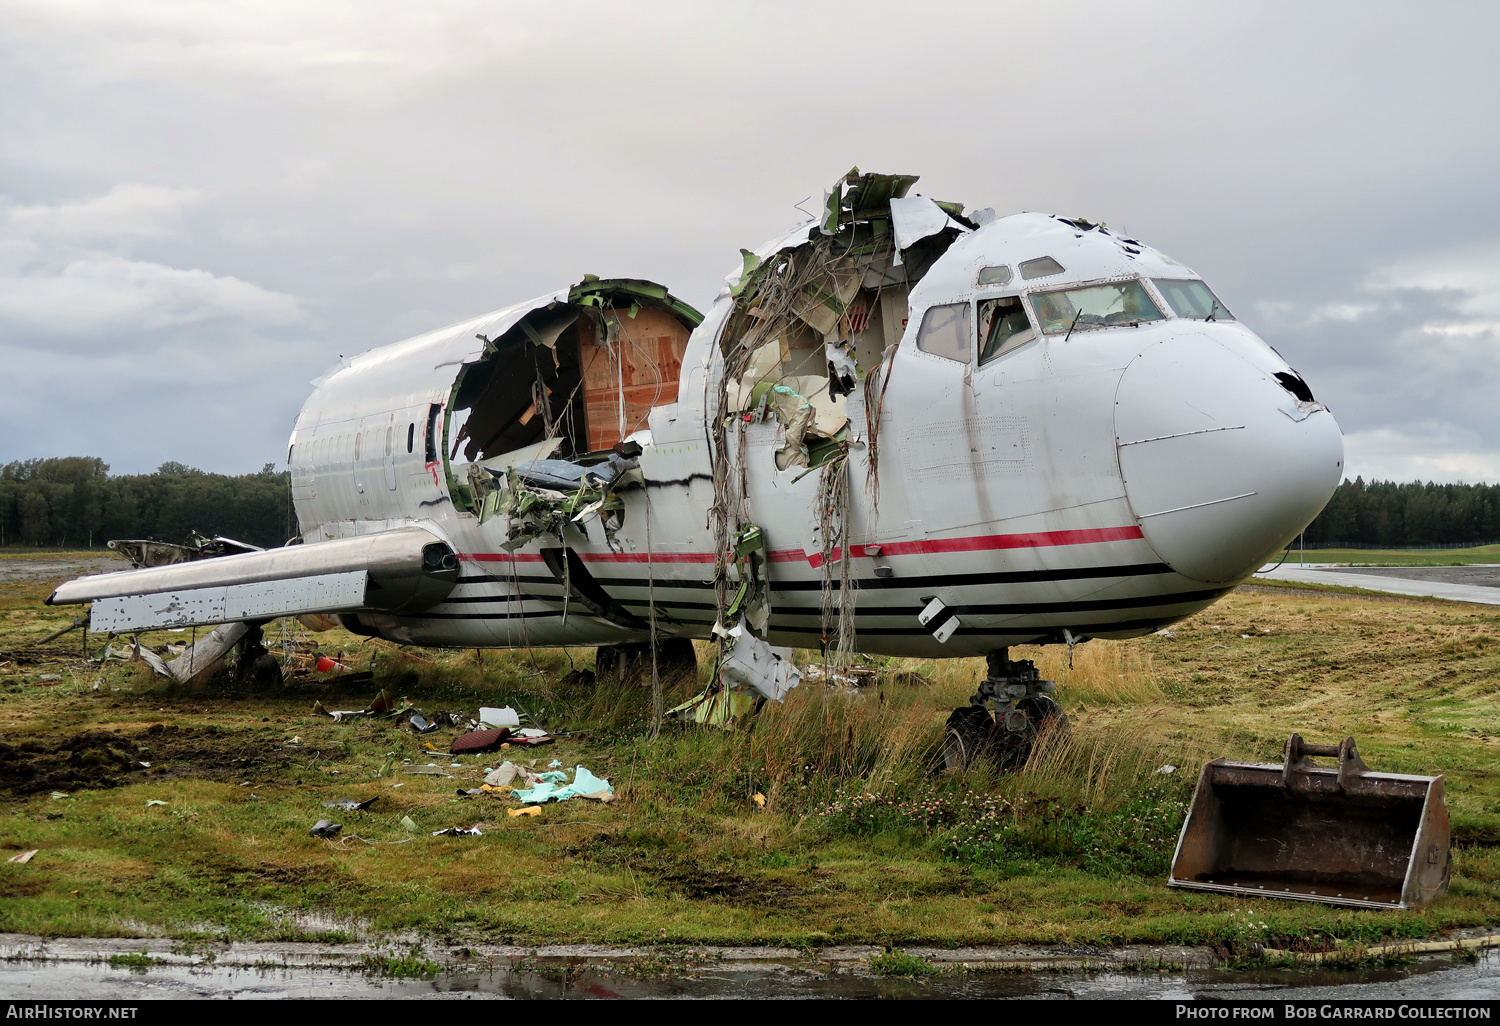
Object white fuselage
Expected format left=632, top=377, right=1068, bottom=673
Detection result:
left=285, top=213, right=1343, bottom=658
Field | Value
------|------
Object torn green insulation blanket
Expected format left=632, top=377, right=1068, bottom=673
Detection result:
left=512, top=766, right=613, bottom=804
left=667, top=687, right=759, bottom=726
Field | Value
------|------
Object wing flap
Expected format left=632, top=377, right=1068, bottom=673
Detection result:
left=89, top=570, right=370, bottom=632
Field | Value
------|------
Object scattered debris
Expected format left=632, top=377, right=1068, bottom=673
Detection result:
left=799, top=663, right=879, bottom=691
left=110, top=532, right=261, bottom=569
left=508, top=806, right=541, bottom=818
left=479, top=706, right=520, bottom=728
left=309, top=820, right=343, bottom=839
left=512, top=765, right=614, bottom=805
left=400, top=816, right=419, bottom=834
left=9, top=850, right=38, bottom=864
left=431, top=825, right=483, bottom=837
left=409, top=715, right=437, bottom=734
left=451, top=726, right=551, bottom=754
left=400, top=765, right=452, bottom=777
left=323, top=796, right=379, bottom=812
left=144, top=799, right=167, bottom=807
left=722, top=622, right=801, bottom=701
left=314, top=656, right=352, bottom=673
left=1153, top=629, right=1177, bottom=638
left=484, top=762, right=544, bottom=788
left=1156, top=765, right=1177, bottom=775
left=314, top=689, right=415, bottom=723
left=668, top=687, right=759, bottom=726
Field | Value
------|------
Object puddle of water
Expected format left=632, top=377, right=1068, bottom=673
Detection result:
left=0, top=554, right=127, bottom=585
left=5, top=951, right=1500, bottom=1000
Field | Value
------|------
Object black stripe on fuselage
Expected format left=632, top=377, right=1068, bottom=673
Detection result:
left=455, top=561, right=1175, bottom=594
left=618, top=587, right=1226, bottom=618
left=610, top=587, right=1228, bottom=632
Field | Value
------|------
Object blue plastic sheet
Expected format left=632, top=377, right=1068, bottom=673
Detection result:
left=512, top=766, right=613, bottom=804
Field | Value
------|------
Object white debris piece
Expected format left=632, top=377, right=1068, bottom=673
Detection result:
left=889, top=195, right=969, bottom=251
left=479, top=706, right=520, bottom=728
left=721, top=621, right=802, bottom=702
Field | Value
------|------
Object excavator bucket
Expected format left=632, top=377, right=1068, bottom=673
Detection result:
left=1168, top=735, right=1450, bottom=910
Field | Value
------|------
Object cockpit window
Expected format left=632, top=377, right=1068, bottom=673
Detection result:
left=915, top=302, right=972, bottom=363
left=1032, top=279, right=1166, bottom=335
left=977, top=265, right=1012, bottom=286
left=1152, top=278, right=1235, bottom=321
left=1019, top=256, right=1065, bottom=280
left=978, top=297, right=1035, bottom=363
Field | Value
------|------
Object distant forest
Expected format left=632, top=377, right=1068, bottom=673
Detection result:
left=0, top=457, right=291, bottom=550
left=1302, top=478, right=1500, bottom=548
left=0, top=458, right=1497, bottom=552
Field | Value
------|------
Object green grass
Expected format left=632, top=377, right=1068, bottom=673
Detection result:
left=868, top=950, right=938, bottom=976
left=107, top=950, right=161, bottom=969
left=3, top=559, right=1500, bottom=952
left=362, top=947, right=440, bottom=978
left=1283, top=543, right=1500, bottom=566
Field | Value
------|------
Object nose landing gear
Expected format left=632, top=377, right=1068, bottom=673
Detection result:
left=943, top=649, right=1067, bottom=771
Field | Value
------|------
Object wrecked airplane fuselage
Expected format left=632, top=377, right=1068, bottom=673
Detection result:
left=50, top=171, right=1343, bottom=689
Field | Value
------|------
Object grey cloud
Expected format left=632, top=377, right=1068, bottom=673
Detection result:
left=0, top=1, right=1497, bottom=476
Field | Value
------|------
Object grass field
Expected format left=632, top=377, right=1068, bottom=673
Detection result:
left=1278, top=544, right=1500, bottom=567
left=2, top=558, right=1498, bottom=955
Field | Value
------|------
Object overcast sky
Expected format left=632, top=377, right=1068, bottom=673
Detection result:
left=2, top=0, right=1497, bottom=483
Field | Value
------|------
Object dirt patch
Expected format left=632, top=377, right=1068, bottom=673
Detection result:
left=564, top=831, right=807, bottom=903
left=0, top=724, right=299, bottom=798
left=0, top=730, right=145, bottom=797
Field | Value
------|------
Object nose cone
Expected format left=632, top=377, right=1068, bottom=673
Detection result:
left=1115, top=335, right=1343, bottom=584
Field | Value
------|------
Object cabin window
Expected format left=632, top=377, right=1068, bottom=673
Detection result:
left=1032, top=279, right=1165, bottom=334
left=1019, top=256, right=1065, bottom=280
left=353, top=432, right=361, bottom=461
left=407, top=423, right=414, bottom=453
left=915, top=302, right=972, bottom=363
left=977, top=265, right=1012, bottom=286
left=978, top=297, right=1036, bottom=363
left=1152, top=278, right=1235, bottom=321
left=385, top=426, right=393, bottom=456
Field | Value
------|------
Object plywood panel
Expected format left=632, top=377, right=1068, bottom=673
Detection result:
left=579, top=307, right=690, bottom=451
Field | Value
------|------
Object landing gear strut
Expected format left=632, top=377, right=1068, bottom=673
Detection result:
left=232, top=621, right=282, bottom=686
left=942, top=649, right=1067, bottom=771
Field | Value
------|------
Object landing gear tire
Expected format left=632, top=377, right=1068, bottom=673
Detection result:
left=992, top=695, right=1068, bottom=770
left=943, top=705, right=997, bottom=771
left=942, top=697, right=1069, bottom=772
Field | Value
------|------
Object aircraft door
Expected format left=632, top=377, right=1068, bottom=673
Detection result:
left=383, top=418, right=397, bottom=491
left=881, top=300, right=1006, bottom=536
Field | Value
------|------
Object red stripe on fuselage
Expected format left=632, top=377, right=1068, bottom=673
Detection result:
left=457, top=525, right=1145, bottom=568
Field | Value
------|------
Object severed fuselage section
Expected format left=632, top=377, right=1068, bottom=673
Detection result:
left=48, top=169, right=1344, bottom=687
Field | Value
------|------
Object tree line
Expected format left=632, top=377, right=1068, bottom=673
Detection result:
left=0, top=457, right=291, bottom=550
left=2, top=457, right=1497, bottom=552
left=1303, top=478, right=1500, bottom=548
